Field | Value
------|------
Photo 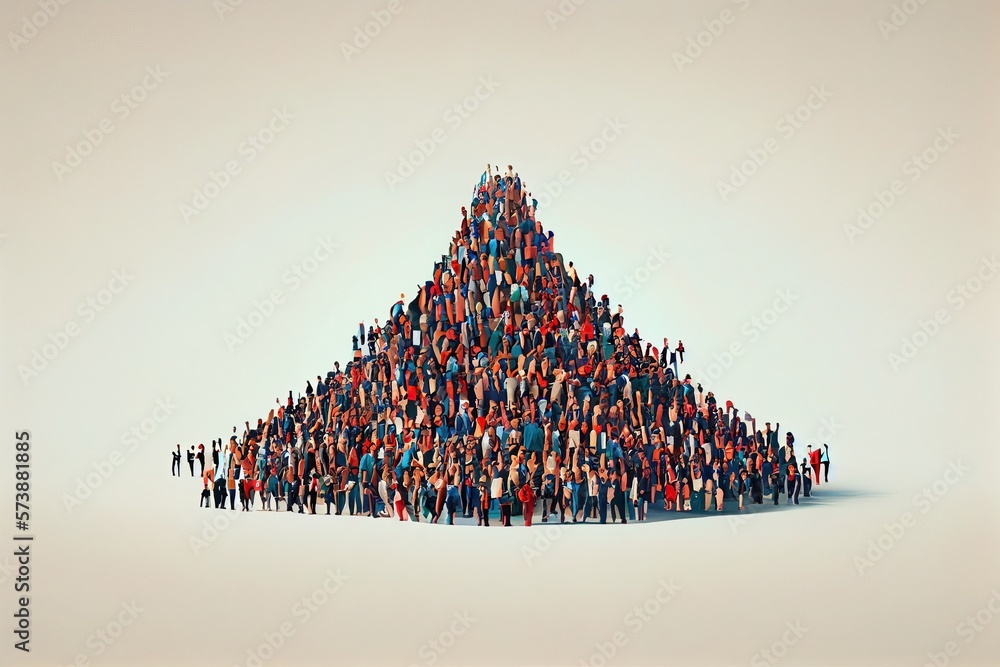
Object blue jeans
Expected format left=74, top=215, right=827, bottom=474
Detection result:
left=445, top=486, right=460, bottom=524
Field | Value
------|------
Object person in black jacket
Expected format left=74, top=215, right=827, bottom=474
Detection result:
left=749, top=469, right=764, bottom=504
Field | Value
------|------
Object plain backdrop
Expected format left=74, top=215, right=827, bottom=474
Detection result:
left=1, top=1, right=998, bottom=666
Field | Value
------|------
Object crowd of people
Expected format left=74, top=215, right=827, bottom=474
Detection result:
left=174, top=165, right=831, bottom=525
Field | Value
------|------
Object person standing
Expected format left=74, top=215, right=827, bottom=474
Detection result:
left=199, top=478, right=211, bottom=508
left=187, top=447, right=196, bottom=476
left=227, top=466, right=237, bottom=511
left=597, top=469, right=611, bottom=524
left=636, top=467, right=651, bottom=521
left=769, top=466, right=781, bottom=505
left=196, top=444, right=206, bottom=477
left=477, top=475, right=491, bottom=527
left=266, top=468, right=280, bottom=511
left=800, top=458, right=813, bottom=498
left=786, top=464, right=800, bottom=505
left=518, top=480, right=536, bottom=527
left=172, top=445, right=181, bottom=476
left=821, top=444, right=831, bottom=483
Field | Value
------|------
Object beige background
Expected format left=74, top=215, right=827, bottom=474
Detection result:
left=1, top=1, right=999, bottom=665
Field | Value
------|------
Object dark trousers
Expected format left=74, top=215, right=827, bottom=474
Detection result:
left=214, top=478, right=227, bottom=508
left=612, top=494, right=628, bottom=523
left=500, top=502, right=511, bottom=526
left=188, top=460, right=195, bottom=476
left=598, top=495, right=609, bottom=524
left=172, top=459, right=180, bottom=476
left=822, top=461, right=829, bottom=482
left=200, top=490, right=211, bottom=507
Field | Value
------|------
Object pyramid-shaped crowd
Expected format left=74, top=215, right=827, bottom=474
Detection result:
left=182, top=166, right=829, bottom=523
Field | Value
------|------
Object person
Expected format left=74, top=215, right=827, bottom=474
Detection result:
left=321, top=472, right=334, bottom=515
left=597, top=469, right=611, bottom=524
left=196, top=444, right=205, bottom=476
left=801, top=458, right=813, bottom=498
left=227, top=466, right=237, bottom=511
left=584, top=468, right=598, bottom=522
left=445, top=464, right=462, bottom=525
left=770, top=466, right=781, bottom=506
left=540, top=466, right=556, bottom=522
left=199, top=479, right=211, bottom=508
left=518, top=480, right=536, bottom=526
left=239, top=474, right=250, bottom=511
left=786, top=464, right=800, bottom=505
left=359, top=445, right=377, bottom=518
left=636, top=467, right=651, bottom=521
left=214, top=462, right=227, bottom=509
left=477, top=475, right=491, bottom=527
left=498, top=465, right=513, bottom=527
left=187, top=447, right=196, bottom=476
left=285, top=470, right=303, bottom=513
left=311, top=473, right=321, bottom=514
left=808, top=445, right=822, bottom=485
left=821, top=444, right=830, bottom=482
left=610, top=469, right=627, bottom=524
left=749, top=468, right=763, bottom=505
left=266, top=468, right=280, bottom=511
left=172, top=445, right=181, bottom=476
